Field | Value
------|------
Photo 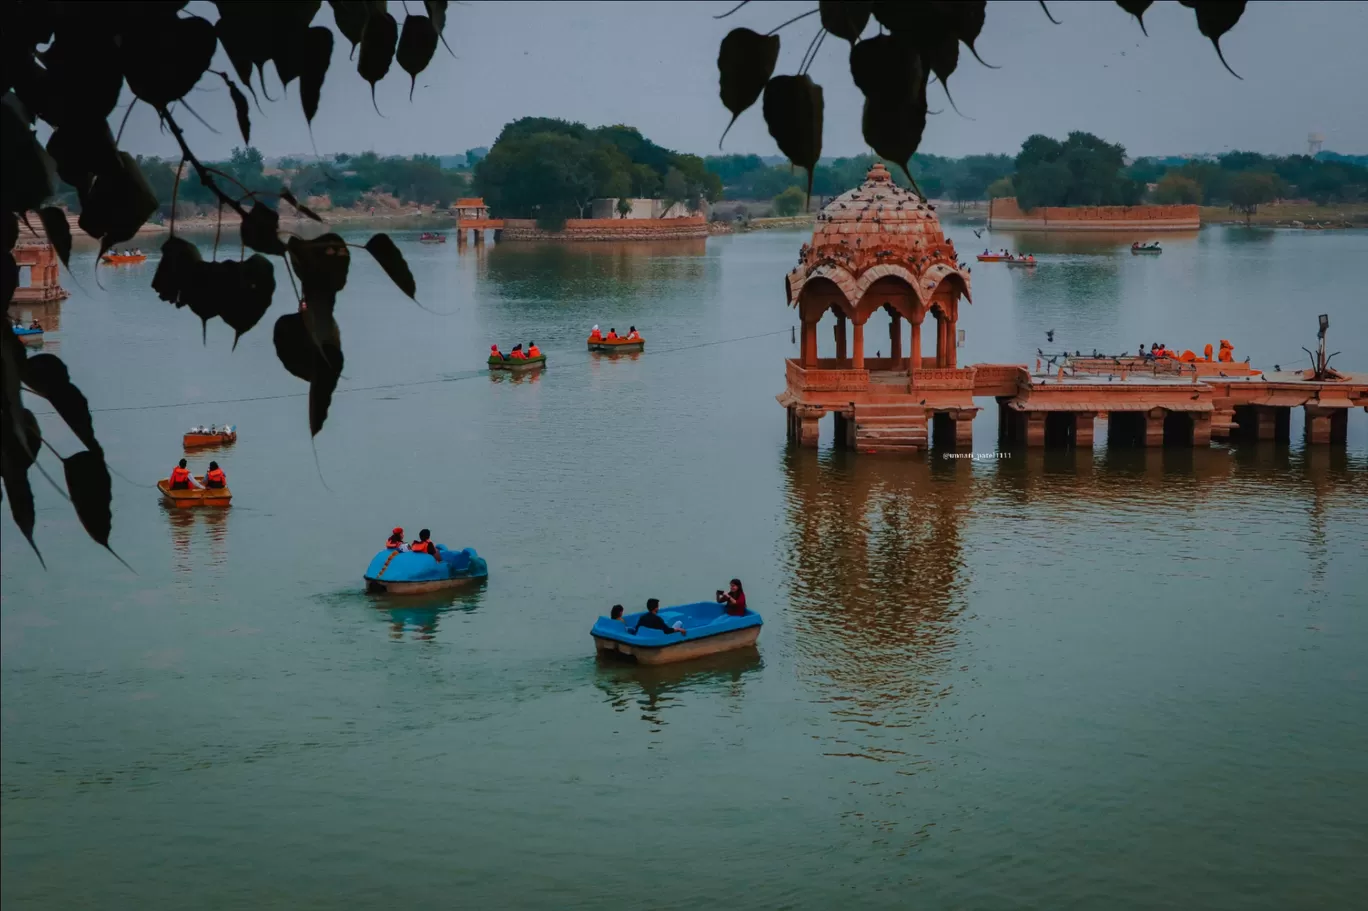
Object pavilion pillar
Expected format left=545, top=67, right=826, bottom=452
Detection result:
left=852, top=319, right=865, bottom=370
left=834, top=313, right=848, bottom=363
left=798, top=408, right=822, bottom=447
left=888, top=310, right=902, bottom=363
left=801, top=320, right=818, bottom=367
left=910, top=317, right=923, bottom=371
left=946, top=319, right=957, bottom=368
left=1024, top=412, right=1046, bottom=447
left=1191, top=412, right=1213, bottom=447
left=1074, top=412, right=1097, bottom=448
left=937, top=318, right=950, bottom=367
left=1145, top=408, right=1166, bottom=447
left=474, top=229, right=485, bottom=246
left=1304, top=405, right=1347, bottom=445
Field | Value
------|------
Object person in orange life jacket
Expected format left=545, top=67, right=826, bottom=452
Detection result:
left=606, top=328, right=619, bottom=340
left=626, top=326, right=640, bottom=340
left=386, top=527, right=405, bottom=550
left=509, top=344, right=526, bottom=360
left=527, top=342, right=542, bottom=358
left=204, top=461, right=227, bottom=488
left=589, top=325, right=602, bottom=341
left=490, top=344, right=506, bottom=360
left=409, top=528, right=441, bottom=561
left=630, top=599, right=685, bottom=636
left=169, top=459, right=197, bottom=490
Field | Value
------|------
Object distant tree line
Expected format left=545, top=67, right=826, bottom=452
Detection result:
left=473, top=118, right=722, bottom=229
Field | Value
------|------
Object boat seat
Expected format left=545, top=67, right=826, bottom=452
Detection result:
left=440, top=547, right=472, bottom=571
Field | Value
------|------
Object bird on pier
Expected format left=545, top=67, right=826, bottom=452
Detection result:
left=1037, top=347, right=1045, bottom=357
left=1046, top=330, right=1055, bottom=343
left=1191, top=393, right=1201, bottom=400
left=919, top=399, right=926, bottom=405
left=1274, top=364, right=1281, bottom=372
left=1219, top=371, right=1228, bottom=377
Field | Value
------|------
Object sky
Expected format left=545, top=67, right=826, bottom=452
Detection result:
left=115, top=1, right=1368, bottom=163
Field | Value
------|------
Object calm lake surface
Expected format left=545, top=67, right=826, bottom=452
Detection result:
left=4, top=223, right=1367, bottom=910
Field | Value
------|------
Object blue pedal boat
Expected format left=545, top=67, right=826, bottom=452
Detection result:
left=591, top=601, right=763, bottom=665
left=13, top=325, right=44, bottom=345
left=364, top=546, right=488, bottom=594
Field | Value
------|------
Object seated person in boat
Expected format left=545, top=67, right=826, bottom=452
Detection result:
left=606, top=328, right=619, bottom=340
left=29, top=319, right=42, bottom=330
left=386, top=527, right=406, bottom=550
left=589, top=325, right=602, bottom=341
left=490, top=344, right=505, bottom=360
left=204, top=461, right=227, bottom=489
left=409, top=528, right=441, bottom=561
left=626, top=326, right=640, bottom=341
left=610, top=605, right=625, bottom=623
left=527, top=342, right=542, bottom=358
left=630, top=599, right=685, bottom=636
left=169, top=459, right=198, bottom=490
left=509, top=344, right=526, bottom=360
left=717, top=579, right=747, bottom=616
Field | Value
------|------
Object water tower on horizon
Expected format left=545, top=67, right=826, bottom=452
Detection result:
left=1307, top=132, right=1325, bottom=156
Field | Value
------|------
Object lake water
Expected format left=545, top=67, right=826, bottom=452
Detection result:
left=4, top=223, right=1367, bottom=910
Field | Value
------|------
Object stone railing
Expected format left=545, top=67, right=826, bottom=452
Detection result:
left=911, top=367, right=977, bottom=389
left=970, top=364, right=1028, bottom=396
left=786, top=359, right=870, bottom=393
left=499, top=217, right=709, bottom=242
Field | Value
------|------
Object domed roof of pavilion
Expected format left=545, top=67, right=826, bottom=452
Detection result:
left=785, top=162, right=970, bottom=311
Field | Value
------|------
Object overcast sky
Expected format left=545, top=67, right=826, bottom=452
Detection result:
left=117, top=1, right=1368, bottom=162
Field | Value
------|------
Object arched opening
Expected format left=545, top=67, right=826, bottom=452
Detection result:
left=794, top=276, right=854, bottom=368
left=855, top=276, right=921, bottom=372
left=1044, top=412, right=1075, bottom=447
left=1163, top=412, right=1194, bottom=447
left=1107, top=411, right=1148, bottom=447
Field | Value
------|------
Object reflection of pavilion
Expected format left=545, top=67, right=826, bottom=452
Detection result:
left=779, top=164, right=975, bottom=451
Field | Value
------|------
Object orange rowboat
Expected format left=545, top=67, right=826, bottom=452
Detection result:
left=102, top=254, right=148, bottom=264
left=183, top=428, right=237, bottom=448
left=158, top=477, right=232, bottom=508
left=588, top=336, right=645, bottom=352
left=976, top=255, right=1008, bottom=262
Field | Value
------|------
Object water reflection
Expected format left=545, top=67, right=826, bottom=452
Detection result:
left=368, top=587, right=486, bottom=642
left=594, top=650, right=762, bottom=729
left=487, top=368, right=544, bottom=385
left=483, top=240, right=708, bottom=303
left=165, top=506, right=230, bottom=576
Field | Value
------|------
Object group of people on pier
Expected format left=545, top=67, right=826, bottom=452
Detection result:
left=1140, top=339, right=1235, bottom=363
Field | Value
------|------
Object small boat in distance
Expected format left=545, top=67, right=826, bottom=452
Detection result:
left=588, top=335, right=645, bottom=353
left=158, top=477, right=232, bottom=508
left=419, top=232, right=446, bottom=243
left=183, top=425, right=237, bottom=448
left=1131, top=242, right=1162, bottom=254
left=489, top=353, right=547, bottom=372
left=976, top=254, right=1008, bottom=262
left=12, top=324, right=44, bottom=345
left=364, top=546, right=489, bottom=594
left=102, top=251, right=148, bottom=264
left=1005, top=257, right=1038, bottom=266
left=591, top=601, right=763, bottom=665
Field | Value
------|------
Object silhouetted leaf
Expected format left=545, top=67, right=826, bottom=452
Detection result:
left=39, top=28, right=122, bottom=129
left=860, top=51, right=928, bottom=185
left=219, top=254, right=277, bottom=347
left=871, top=1, right=916, bottom=32
left=1, top=96, right=54, bottom=213
left=763, top=75, right=823, bottom=201
left=79, top=153, right=157, bottom=253
left=215, top=14, right=268, bottom=90
left=358, top=10, right=399, bottom=110
left=298, top=27, right=334, bottom=124
left=1180, top=0, right=1246, bottom=78
left=1116, top=0, right=1154, bottom=35
left=218, top=72, right=251, bottom=143
left=122, top=14, right=217, bottom=108
left=2, top=251, right=16, bottom=307
left=152, top=236, right=204, bottom=307
left=287, top=234, right=350, bottom=309
left=273, top=312, right=316, bottom=381
left=1038, top=1, right=1062, bottom=25
left=424, top=0, right=454, bottom=55
left=819, top=1, right=872, bottom=42
left=850, top=34, right=921, bottom=104
left=309, top=339, right=343, bottom=436
left=948, top=1, right=992, bottom=64
left=61, top=449, right=113, bottom=550
left=21, top=353, right=98, bottom=454
left=922, top=35, right=961, bottom=111
left=241, top=202, right=286, bottom=256
left=363, top=233, right=415, bottom=299
left=45, top=121, right=119, bottom=198
left=0, top=407, right=43, bottom=565
left=330, top=0, right=374, bottom=57
left=717, top=28, right=780, bottom=147
left=397, top=15, right=439, bottom=101
left=37, top=207, right=71, bottom=268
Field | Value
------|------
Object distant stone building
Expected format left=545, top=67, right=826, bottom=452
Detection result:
left=588, top=198, right=707, bottom=220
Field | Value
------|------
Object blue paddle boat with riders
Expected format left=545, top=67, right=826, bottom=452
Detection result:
left=364, top=538, right=488, bottom=594
left=591, top=600, right=763, bottom=665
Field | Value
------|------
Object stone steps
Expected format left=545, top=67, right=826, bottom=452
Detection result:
left=854, top=403, right=928, bottom=450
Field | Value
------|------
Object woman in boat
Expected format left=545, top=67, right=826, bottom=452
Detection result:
left=630, top=599, right=685, bottom=636
left=717, top=579, right=747, bottom=617
left=386, top=527, right=406, bottom=550
left=490, top=344, right=506, bottom=360
left=509, top=344, right=526, bottom=360
left=626, top=326, right=640, bottom=341
left=610, top=605, right=625, bottom=623
left=606, top=328, right=619, bottom=340
left=204, top=461, right=227, bottom=489
left=589, top=325, right=602, bottom=341
left=29, top=319, right=41, bottom=330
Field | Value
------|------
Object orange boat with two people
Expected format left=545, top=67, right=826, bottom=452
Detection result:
left=587, top=325, right=645, bottom=353
left=183, top=424, right=237, bottom=448
left=102, top=248, right=148, bottom=264
left=158, top=459, right=231, bottom=508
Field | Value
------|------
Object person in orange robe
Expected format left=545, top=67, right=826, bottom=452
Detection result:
left=527, top=343, right=542, bottom=358
left=1204, top=343, right=1214, bottom=361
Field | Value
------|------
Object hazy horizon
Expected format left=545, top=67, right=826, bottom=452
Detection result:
left=111, top=1, right=1367, bottom=162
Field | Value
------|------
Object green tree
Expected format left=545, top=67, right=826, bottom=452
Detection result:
left=661, top=167, right=689, bottom=212
left=1226, top=172, right=1281, bottom=224
left=1153, top=173, right=1203, bottom=205
left=771, top=186, right=806, bottom=217
left=616, top=197, right=633, bottom=218
left=985, top=177, right=1015, bottom=199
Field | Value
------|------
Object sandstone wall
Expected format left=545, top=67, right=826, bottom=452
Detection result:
left=989, top=197, right=1199, bottom=231
left=499, top=217, right=709, bottom=242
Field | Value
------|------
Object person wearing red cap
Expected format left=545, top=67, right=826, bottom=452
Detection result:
left=386, top=527, right=406, bottom=551
left=490, top=344, right=505, bottom=361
